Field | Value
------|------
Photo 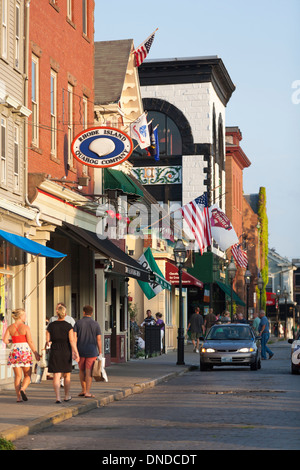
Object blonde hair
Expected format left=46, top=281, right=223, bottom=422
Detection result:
left=12, top=308, right=26, bottom=321
left=57, top=305, right=66, bottom=319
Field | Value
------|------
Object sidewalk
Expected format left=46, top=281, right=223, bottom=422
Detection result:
left=0, top=344, right=199, bottom=442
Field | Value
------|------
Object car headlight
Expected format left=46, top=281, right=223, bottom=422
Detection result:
left=238, top=347, right=254, bottom=353
left=201, top=348, right=215, bottom=353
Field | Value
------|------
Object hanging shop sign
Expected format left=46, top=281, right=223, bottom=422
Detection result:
left=71, top=127, right=133, bottom=168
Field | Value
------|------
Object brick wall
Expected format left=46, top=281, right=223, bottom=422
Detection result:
left=27, top=0, right=95, bottom=193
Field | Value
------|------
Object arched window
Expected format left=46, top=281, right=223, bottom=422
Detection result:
left=133, top=111, right=182, bottom=157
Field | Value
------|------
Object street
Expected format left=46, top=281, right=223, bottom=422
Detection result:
left=15, top=341, right=300, bottom=451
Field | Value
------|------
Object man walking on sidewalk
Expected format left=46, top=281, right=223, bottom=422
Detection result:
left=187, top=307, right=204, bottom=353
left=258, top=310, right=274, bottom=360
left=74, top=305, right=102, bottom=398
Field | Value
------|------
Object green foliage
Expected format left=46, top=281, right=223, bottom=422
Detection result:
left=257, top=187, right=269, bottom=310
left=0, top=437, right=15, bottom=450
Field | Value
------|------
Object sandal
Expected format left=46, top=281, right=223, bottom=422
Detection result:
left=64, top=397, right=72, bottom=402
left=20, top=390, right=28, bottom=401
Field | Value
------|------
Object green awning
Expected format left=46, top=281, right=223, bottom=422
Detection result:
left=216, top=281, right=246, bottom=306
left=104, top=168, right=143, bottom=197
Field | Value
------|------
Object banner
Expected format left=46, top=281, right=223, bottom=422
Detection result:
left=138, top=247, right=171, bottom=300
left=208, top=204, right=238, bottom=251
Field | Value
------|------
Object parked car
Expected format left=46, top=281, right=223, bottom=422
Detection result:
left=288, top=331, right=300, bottom=375
left=200, top=323, right=261, bottom=371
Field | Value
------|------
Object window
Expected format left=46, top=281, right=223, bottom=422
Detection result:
left=50, top=70, right=57, bottom=155
left=67, top=0, right=72, bottom=20
left=1, top=0, right=7, bottom=59
left=14, top=125, right=19, bottom=190
left=139, top=111, right=182, bottom=157
left=31, top=55, right=39, bottom=146
left=15, top=2, right=20, bottom=69
left=0, top=117, right=6, bottom=185
left=67, top=83, right=73, bottom=167
left=82, top=0, right=87, bottom=35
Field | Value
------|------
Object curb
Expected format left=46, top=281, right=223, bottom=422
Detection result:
left=1, top=366, right=192, bottom=442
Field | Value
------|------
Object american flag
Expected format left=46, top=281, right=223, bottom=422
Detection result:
left=133, top=32, right=156, bottom=67
left=180, top=193, right=212, bottom=254
left=231, top=243, right=248, bottom=268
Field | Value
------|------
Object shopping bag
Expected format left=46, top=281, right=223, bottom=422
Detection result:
left=92, top=354, right=108, bottom=382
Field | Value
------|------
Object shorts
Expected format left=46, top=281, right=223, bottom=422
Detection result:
left=191, top=332, right=201, bottom=340
left=78, top=356, right=97, bottom=371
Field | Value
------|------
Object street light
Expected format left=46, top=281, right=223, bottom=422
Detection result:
left=228, top=256, right=237, bottom=321
left=257, top=273, right=264, bottom=311
left=244, top=266, right=251, bottom=321
left=173, top=239, right=188, bottom=365
left=283, top=287, right=288, bottom=339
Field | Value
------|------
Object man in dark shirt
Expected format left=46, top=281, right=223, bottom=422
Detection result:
left=187, top=307, right=204, bottom=353
left=74, top=305, right=102, bottom=398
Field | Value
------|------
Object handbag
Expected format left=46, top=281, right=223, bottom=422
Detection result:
left=92, top=354, right=108, bottom=382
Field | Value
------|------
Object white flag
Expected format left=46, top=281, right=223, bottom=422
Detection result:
left=130, top=113, right=150, bottom=149
left=208, top=204, right=238, bottom=251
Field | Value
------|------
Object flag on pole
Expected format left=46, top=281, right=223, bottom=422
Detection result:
left=231, top=243, right=248, bottom=269
left=130, top=113, right=150, bottom=149
left=137, top=247, right=171, bottom=300
left=147, top=122, right=160, bottom=161
left=180, top=193, right=212, bottom=254
left=208, top=204, right=239, bottom=251
left=133, top=29, right=157, bottom=67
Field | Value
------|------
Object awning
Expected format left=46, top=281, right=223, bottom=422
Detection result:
left=166, top=262, right=203, bottom=288
left=216, top=280, right=246, bottom=307
left=0, top=229, right=66, bottom=258
left=60, top=222, right=150, bottom=282
left=104, top=168, right=143, bottom=197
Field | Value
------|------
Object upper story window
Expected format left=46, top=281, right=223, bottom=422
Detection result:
left=67, top=0, right=72, bottom=21
left=0, top=117, right=6, bottom=186
left=134, top=111, right=182, bottom=157
left=31, top=54, right=39, bottom=146
left=82, top=0, right=87, bottom=35
left=1, top=0, right=8, bottom=59
left=67, top=83, right=73, bottom=167
left=50, top=69, right=57, bottom=155
left=14, top=124, right=19, bottom=191
left=15, top=2, right=20, bottom=69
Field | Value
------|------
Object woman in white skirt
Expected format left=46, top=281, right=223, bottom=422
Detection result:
left=3, top=309, right=40, bottom=402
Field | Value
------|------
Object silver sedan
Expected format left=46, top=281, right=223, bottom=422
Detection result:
left=200, top=323, right=261, bottom=371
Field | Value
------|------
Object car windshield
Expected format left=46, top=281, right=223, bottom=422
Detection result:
left=206, top=325, right=254, bottom=340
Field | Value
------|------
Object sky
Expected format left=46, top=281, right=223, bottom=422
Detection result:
left=94, top=0, right=300, bottom=261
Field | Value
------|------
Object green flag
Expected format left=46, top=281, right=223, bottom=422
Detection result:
left=137, top=247, right=171, bottom=300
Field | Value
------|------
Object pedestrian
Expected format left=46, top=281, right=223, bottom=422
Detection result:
left=220, top=310, right=231, bottom=323
left=155, top=312, right=165, bottom=353
left=236, top=312, right=247, bottom=324
left=187, top=307, right=204, bottom=353
left=74, top=305, right=102, bottom=398
left=252, top=311, right=260, bottom=335
left=141, top=309, right=155, bottom=326
left=3, top=308, right=40, bottom=402
left=46, top=305, right=79, bottom=403
left=48, top=302, right=75, bottom=327
left=204, top=308, right=216, bottom=332
left=258, top=310, right=274, bottom=360
left=47, top=302, right=75, bottom=387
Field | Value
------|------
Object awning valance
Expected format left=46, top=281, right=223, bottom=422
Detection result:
left=60, top=222, right=150, bottom=282
left=216, top=281, right=246, bottom=307
left=104, top=168, right=143, bottom=197
left=0, top=229, right=66, bottom=258
left=166, top=262, right=203, bottom=288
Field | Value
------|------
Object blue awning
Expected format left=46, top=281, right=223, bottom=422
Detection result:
left=0, top=229, right=66, bottom=258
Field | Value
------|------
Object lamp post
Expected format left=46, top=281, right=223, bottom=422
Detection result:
left=257, top=273, right=264, bottom=311
left=173, top=239, right=187, bottom=365
left=228, top=256, right=237, bottom=322
left=283, top=287, right=288, bottom=340
left=244, top=266, right=251, bottom=321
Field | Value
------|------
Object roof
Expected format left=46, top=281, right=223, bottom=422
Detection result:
left=94, top=39, right=134, bottom=105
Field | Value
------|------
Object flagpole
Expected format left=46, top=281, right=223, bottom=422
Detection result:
left=133, top=28, right=159, bottom=53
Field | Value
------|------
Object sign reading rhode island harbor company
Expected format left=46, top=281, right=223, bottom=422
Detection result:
left=71, top=126, right=133, bottom=168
